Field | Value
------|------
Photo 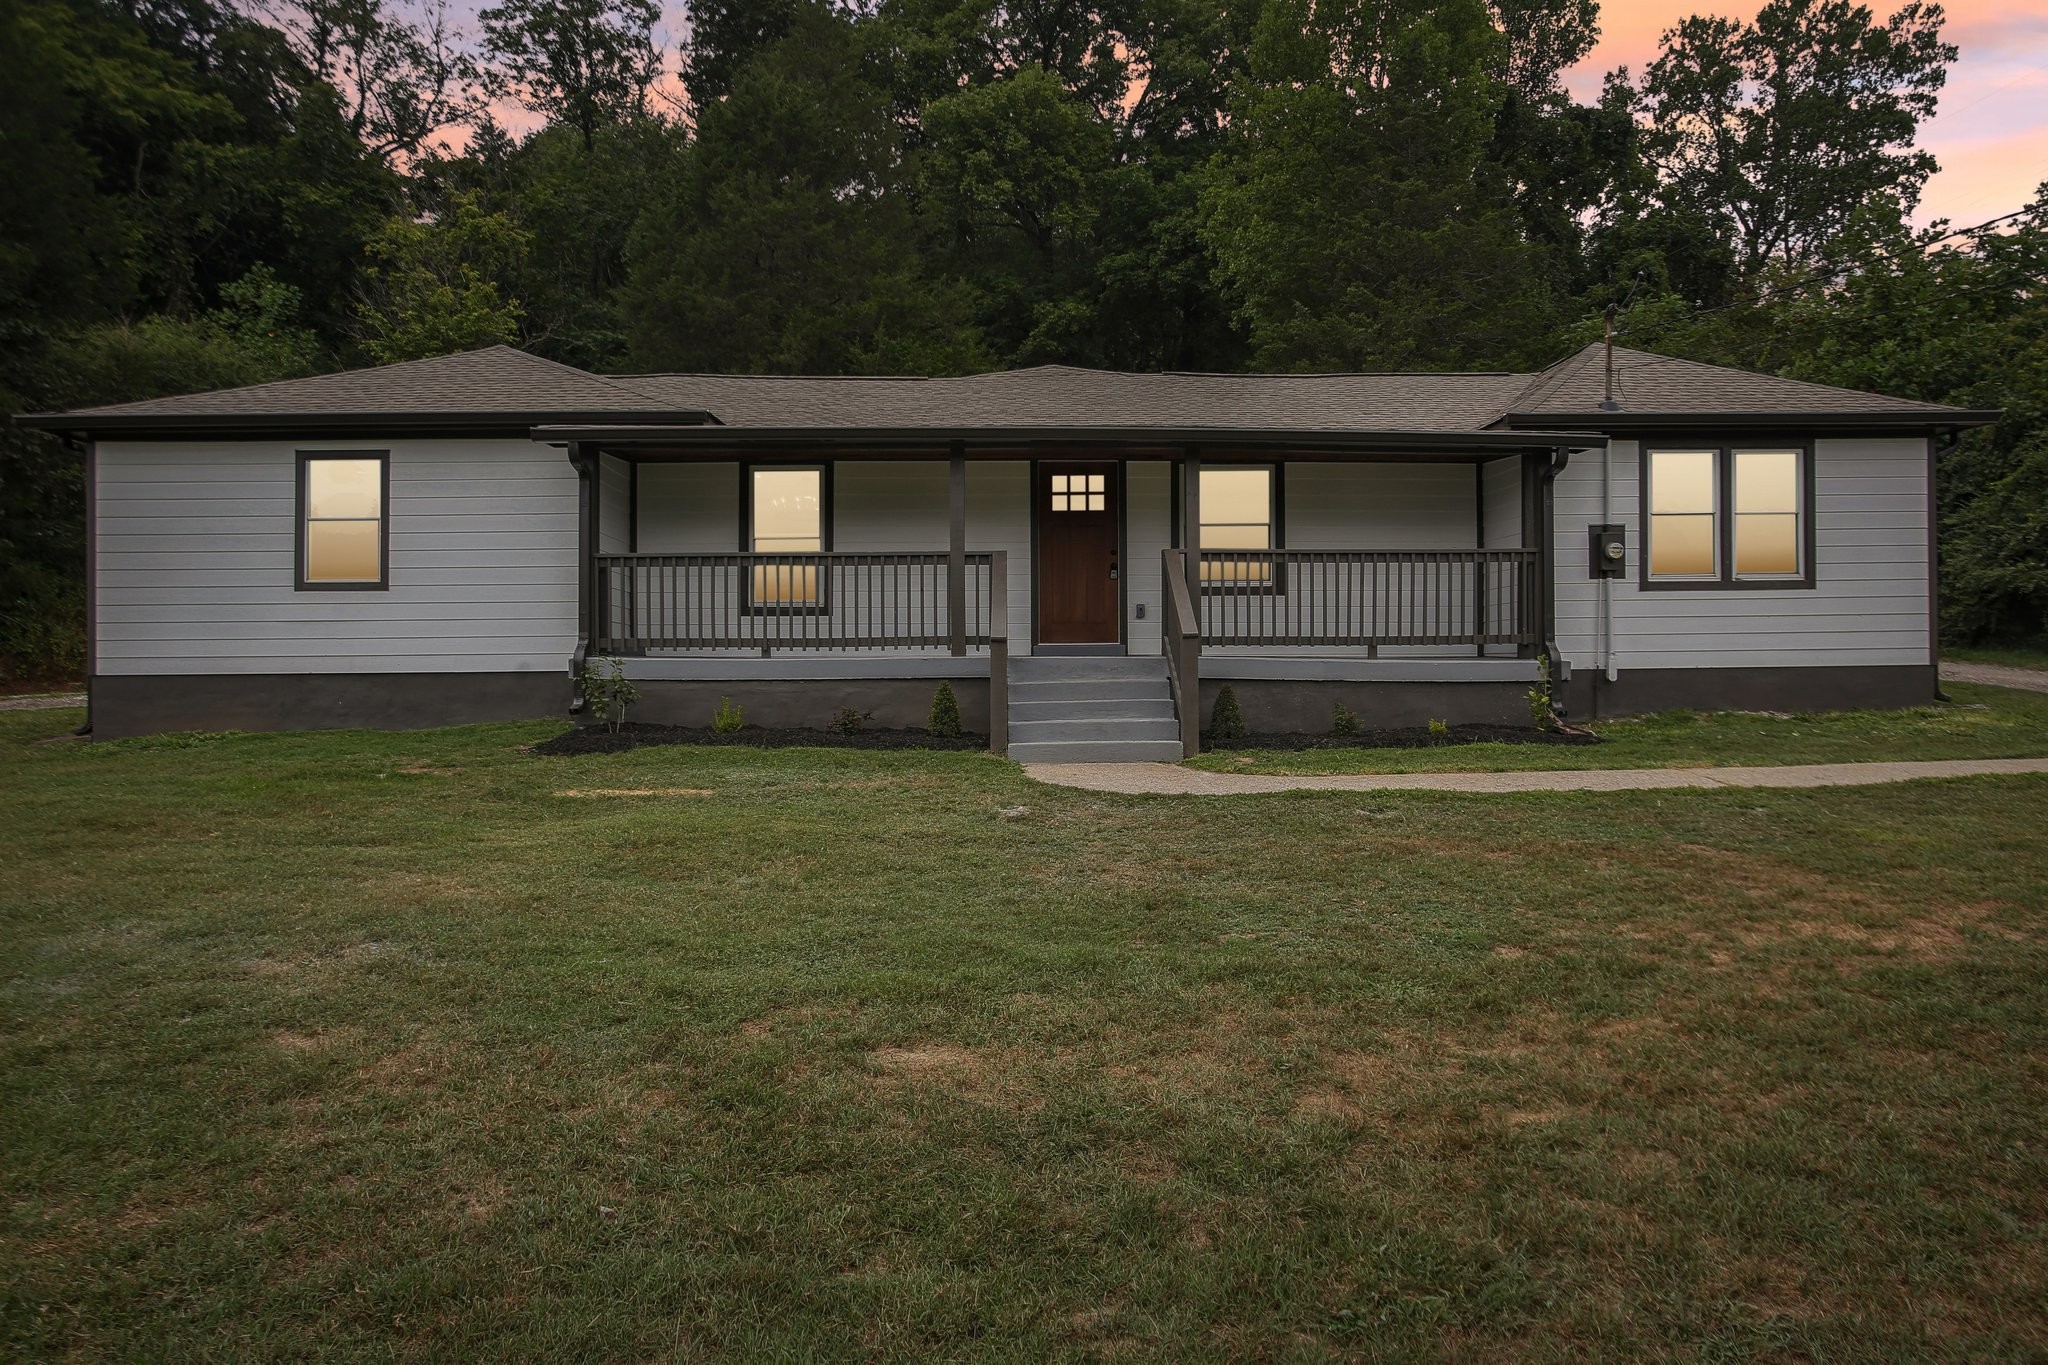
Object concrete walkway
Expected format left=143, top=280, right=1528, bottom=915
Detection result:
left=1942, top=661, right=2048, bottom=695
left=1023, top=756, right=2048, bottom=796
left=0, top=692, right=85, bottom=712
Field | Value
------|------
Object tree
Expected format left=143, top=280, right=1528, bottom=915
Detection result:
left=917, top=64, right=1114, bottom=364
left=354, top=191, right=529, bottom=361
left=479, top=0, right=662, bottom=151
left=1201, top=0, right=1555, bottom=371
left=678, top=0, right=801, bottom=107
left=624, top=5, right=982, bottom=374
left=259, top=0, right=486, bottom=161
left=1615, top=0, right=1954, bottom=280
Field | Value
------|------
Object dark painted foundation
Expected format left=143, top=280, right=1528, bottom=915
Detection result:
left=91, top=671, right=572, bottom=739
left=626, top=678, right=989, bottom=733
left=1199, top=679, right=1531, bottom=731
left=1561, top=664, right=1939, bottom=719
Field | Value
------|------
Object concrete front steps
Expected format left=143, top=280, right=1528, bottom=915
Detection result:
left=1006, top=655, right=1186, bottom=764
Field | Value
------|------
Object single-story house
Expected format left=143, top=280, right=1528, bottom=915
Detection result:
left=17, top=343, right=1998, bottom=760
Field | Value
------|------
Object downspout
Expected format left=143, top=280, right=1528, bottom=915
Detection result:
left=1601, top=438, right=1616, bottom=684
left=1597, top=304, right=1622, bottom=690
left=1542, top=444, right=1569, bottom=672
left=1929, top=427, right=1964, bottom=702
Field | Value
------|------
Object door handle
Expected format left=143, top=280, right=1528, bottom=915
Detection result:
left=1109, top=561, right=1119, bottom=580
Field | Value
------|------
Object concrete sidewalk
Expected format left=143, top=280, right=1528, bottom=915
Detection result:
left=1942, top=661, right=2048, bottom=695
left=1022, top=756, right=2048, bottom=795
left=0, top=692, right=85, bottom=712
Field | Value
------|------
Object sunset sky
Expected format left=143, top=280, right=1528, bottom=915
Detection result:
left=1562, top=0, right=2048, bottom=225
left=485, top=0, right=2048, bottom=227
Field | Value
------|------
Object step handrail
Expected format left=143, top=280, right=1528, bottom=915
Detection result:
left=1162, top=548, right=1200, bottom=758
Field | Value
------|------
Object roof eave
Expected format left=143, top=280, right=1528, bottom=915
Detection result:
left=531, top=424, right=1608, bottom=452
left=1495, top=409, right=2001, bottom=433
left=10, top=408, right=719, bottom=439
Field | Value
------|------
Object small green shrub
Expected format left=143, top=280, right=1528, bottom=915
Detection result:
left=1332, top=702, right=1359, bottom=736
left=1527, top=654, right=1556, bottom=731
left=1208, top=683, right=1246, bottom=741
left=828, top=706, right=872, bottom=736
left=712, top=696, right=745, bottom=733
left=1427, top=716, right=1450, bottom=738
left=927, top=681, right=963, bottom=738
left=577, top=657, right=639, bottom=733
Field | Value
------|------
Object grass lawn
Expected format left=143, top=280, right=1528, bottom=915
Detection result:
left=4, top=707, right=2046, bottom=1360
left=1946, top=645, right=2048, bottom=672
left=1189, top=681, right=2048, bottom=776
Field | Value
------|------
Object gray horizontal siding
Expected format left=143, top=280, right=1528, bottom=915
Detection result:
left=96, top=438, right=579, bottom=676
left=1553, top=436, right=1930, bottom=672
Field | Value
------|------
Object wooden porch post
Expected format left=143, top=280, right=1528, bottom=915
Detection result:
left=948, top=443, right=967, bottom=656
left=1519, top=451, right=1543, bottom=659
left=1181, top=446, right=1201, bottom=610
left=569, top=441, right=597, bottom=666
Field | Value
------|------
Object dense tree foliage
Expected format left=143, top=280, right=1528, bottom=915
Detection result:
left=2, top=0, right=2043, bottom=682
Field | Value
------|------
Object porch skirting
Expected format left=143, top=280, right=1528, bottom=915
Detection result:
left=1561, top=664, right=1940, bottom=720
left=626, top=677, right=989, bottom=733
left=1199, top=678, right=1533, bottom=731
left=88, top=671, right=572, bottom=739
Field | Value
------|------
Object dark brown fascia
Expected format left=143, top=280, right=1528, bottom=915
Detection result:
left=1496, top=409, right=2001, bottom=434
left=9, top=408, right=720, bottom=440
left=530, top=425, right=1607, bottom=456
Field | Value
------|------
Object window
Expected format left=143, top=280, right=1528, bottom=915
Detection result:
left=1199, top=465, right=1278, bottom=589
left=1644, top=443, right=1810, bottom=589
left=746, top=465, right=827, bottom=609
left=1049, top=471, right=1105, bottom=512
left=297, top=452, right=388, bottom=590
left=1734, top=449, right=1802, bottom=576
left=1647, top=450, right=1718, bottom=579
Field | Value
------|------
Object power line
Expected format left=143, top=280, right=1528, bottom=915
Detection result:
left=1616, top=204, right=2037, bottom=330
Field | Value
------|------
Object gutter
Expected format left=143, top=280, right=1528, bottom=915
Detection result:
left=10, top=408, right=720, bottom=441
left=1498, top=410, right=2001, bottom=433
left=531, top=424, right=1609, bottom=454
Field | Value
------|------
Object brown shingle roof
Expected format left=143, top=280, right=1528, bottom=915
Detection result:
left=1502, top=343, right=1970, bottom=419
left=617, top=365, right=1535, bottom=432
left=18, top=342, right=1992, bottom=436
left=34, top=345, right=679, bottom=419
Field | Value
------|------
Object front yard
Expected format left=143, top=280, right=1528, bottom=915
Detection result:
left=4, top=703, right=2046, bottom=1359
left=1191, top=681, right=2048, bottom=775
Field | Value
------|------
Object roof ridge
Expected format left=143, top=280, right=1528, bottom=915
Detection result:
left=64, top=344, right=658, bottom=417
left=1506, top=343, right=1601, bottom=414
left=500, top=347, right=675, bottom=405
left=619, top=372, right=934, bottom=383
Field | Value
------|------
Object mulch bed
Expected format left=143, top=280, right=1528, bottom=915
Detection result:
left=1203, top=723, right=1602, bottom=752
left=532, top=722, right=987, bottom=757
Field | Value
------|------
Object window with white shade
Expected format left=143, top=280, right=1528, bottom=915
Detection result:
left=1645, top=443, right=1810, bottom=588
left=297, top=453, right=388, bottom=589
left=747, top=465, right=827, bottom=608
left=1199, top=465, right=1278, bottom=589
left=1647, top=450, right=1719, bottom=579
left=1733, top=449, right=1803, bottom=577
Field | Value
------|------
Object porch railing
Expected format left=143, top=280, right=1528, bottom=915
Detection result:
left=1196, top=548, right=1540, bottom=652
left=594, top=552, right=999, bottom=655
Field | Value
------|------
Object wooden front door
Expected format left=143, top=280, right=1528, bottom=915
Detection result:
left=1037, top=462, right=1120, bottom=645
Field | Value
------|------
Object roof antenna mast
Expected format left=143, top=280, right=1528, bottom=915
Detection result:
left=1599, top=302, right=1621, bottom=412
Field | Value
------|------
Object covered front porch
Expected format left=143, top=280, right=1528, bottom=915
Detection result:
left=550, top=425, right=1586, bottom=756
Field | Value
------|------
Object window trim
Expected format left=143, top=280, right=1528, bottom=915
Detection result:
left=740, top=462, right=833, bottom=615
left=295, top=450, right=390, bottom=592
left=1196, top=462, right=1286, bottom=596
left=1640, top=438, right=1816, bottom=592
